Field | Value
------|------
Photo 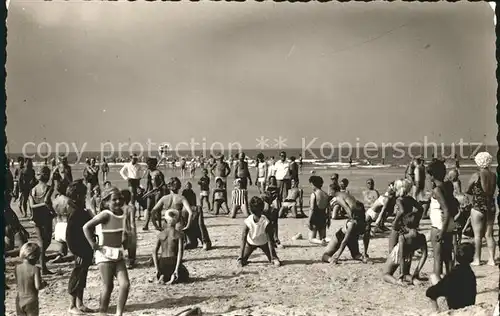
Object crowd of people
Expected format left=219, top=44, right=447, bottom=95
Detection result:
left=4, top=150, right=499, bottom=315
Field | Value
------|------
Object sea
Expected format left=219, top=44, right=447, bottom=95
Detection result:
left=10, top=145, right=498, bottom=170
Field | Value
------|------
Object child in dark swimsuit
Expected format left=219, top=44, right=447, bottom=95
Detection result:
left=308, top=176, right=330, bottom=245
left=15, top=243, right=47, bottom=316
left=182, top=182, right=212, bottom=251
left=322, top=205, right=366, bottom=264
left=211, top=178, right=229, bottom=215
left=152, top=210, right=189, bottom=284
left=198, top=169, right=211, bottom=211
left=264, top=176, right=282, bottom=247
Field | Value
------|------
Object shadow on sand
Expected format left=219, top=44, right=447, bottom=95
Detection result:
left=122, top=295, right=237, bottom=313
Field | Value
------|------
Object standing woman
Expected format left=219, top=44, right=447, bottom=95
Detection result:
left=427, top=159, right=458, bottom=284
left=466, top=152, right=496, bottom=266
left=29, top=166, right=56, bottom=275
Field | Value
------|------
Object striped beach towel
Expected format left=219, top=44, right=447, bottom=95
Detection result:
left=231, top=188, right=248, bottom=207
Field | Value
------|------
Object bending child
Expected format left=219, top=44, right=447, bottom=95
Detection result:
left=152, top=210, right=190, bottom=284
left=322, top=205, right=367, bottom=264
left=238, top=196, right=281, bottom=267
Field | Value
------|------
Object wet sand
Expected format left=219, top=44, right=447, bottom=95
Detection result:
left=4, top=166, right=498, bottom=315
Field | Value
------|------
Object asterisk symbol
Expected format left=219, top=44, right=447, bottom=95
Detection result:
left=256, top=136, right=270, bottom=150
left=273, top=136, right=288, bottom=149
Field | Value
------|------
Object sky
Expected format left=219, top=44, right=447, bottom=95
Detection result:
left=5, top=1, right=497, bottom=152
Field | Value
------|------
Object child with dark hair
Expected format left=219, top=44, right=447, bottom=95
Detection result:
left=66, top=180, right=94, bottom=314
left=237, top=197, right=281, bottom=267
left=383, top=231, right=427, bottom=286
left=263, top=176, right=282, bottom=247
left=340, top=178, right=350, bottom=194
left=15, top=243, right=47, bottom=316
left=322, top=205, right=367, bottom=264
left=427, top=159, right=457, bottom=284
left=198, top=169, right=211, bottom=211
left=211, top=178, right=230, bottom=215
left=308, top=176, right=330, bottom=245
left=426, top=243, right=476, bottom=311
left=182, top=182, right=212, bottom=251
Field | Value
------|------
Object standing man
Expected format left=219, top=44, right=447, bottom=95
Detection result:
left=19, top=158, right=36, bottom=217
left=119, top=155, right=142, bottom=204
left=211, top=154, right=231, bottom=186
left=274, top=151, right=291, bottom=202
left=60, top=156, right=73, bottom=183
left=234, top=152, right=252, bottom=190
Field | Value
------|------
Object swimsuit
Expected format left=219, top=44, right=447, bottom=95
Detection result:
left=95, top=210, right=125, bottom=264
left=429, top=197, right=456, bottom=232
left=309, top=192, right=328, bottom=230
left=469, top=180, right=494, bottom=215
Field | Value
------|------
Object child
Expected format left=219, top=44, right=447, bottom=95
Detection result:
left=322, top=205, right=367, bottom=264
left=66, top=180, right=94, bottom=314
left=362, top=178, right=380, bottom=209
left=121, top=189, right=137, bottom=269
left=265, top=176, right=280, bottom=210
left=189, top=159, right=196, bottom=179
left=101, top=158, right=109, bottom=183
left=83, top=187, right=130, bottom=316
left=237, top=196, right=281, bottom=267
left=427, top=159, right=457, bottom=284
left=152, top=210, right=189, bottom=284
left=426, top=243, right=476, bottom=311
left=144, top=157, right=166, bottom=231
left=88, top=186, right=101, bottom=217
left=382, top=231, right=428, bottom=286
left=230, top=179, right=249, bottom=218
left=15, top=243, right=46, bottom=316
left=339, top=178, right=350, bottom=194
left=211, top=178, right=230, bottom=215
left=264, top=176, right=282, bottom=247
left=308, top=176, right=330, bottom=245
left=279, top=179, right=306, bottom=218
left=198, top=169, right=211, bottom=212
left=388, top=179, right=424, bottom=253
left=182, top=182, right=212, bottom=250
left=29, top=166, right=55, bottom=275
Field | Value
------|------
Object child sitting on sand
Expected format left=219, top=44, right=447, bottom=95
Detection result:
left=152, top=210, right=189, bottom=284
left=237, top=197, right=281, bottom=267
left=322, top=205, right=367, bottom=264
left=279, top=179, right=306, bottom=218
left=426, top=243, right=476, bottom=312
left=382, top=229, right=428, bottom=286
left=15, top=242, right=47, bottom=316
left=388, top=179, right=424, bottom=253
left=211, top=178, right=229, bottom=215
left=230, top=179, right=249, bottom=218
left=83, top=187, right=130, bottom=316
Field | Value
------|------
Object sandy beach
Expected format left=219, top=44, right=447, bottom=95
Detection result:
left=4, top=166, right=498, bottom=316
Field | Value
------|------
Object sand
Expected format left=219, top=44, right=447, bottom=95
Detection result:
left=4, top=166, right=498, bottom=315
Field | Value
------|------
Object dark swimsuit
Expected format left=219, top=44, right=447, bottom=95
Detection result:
left=310, top=192, right=328, bottom=230
left=470, top=180, right=494, bottom=215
